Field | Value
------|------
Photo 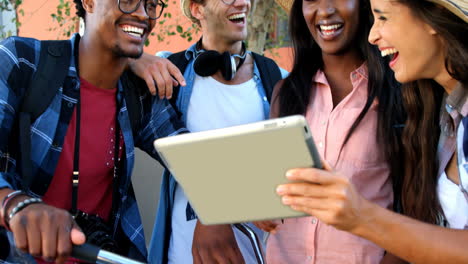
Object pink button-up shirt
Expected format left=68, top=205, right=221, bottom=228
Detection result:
left=267, top=65, right=393, bottom=264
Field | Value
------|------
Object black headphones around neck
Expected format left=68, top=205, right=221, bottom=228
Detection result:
left=193, top=38, right=247, bottom=81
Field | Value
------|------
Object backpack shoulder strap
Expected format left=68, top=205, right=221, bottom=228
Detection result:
left=21, top=40, right=72, bottom=120
left=251, top=52, right=282, bottom=103
left=167, top=51, right=189, bottom=113
left=19, top=40, right=71, bottom=191
left=120, top=70, right=147, bottom=134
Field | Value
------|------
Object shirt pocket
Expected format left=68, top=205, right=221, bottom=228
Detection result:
left=332, top=108, right=386, bottom=169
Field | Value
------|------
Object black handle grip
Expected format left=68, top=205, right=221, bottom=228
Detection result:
left=71, top=244, right=99, bottom=263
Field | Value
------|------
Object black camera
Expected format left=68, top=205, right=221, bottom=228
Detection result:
left=74, top=211, right=119, bottom=253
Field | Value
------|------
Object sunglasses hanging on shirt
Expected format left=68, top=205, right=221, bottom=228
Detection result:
left=193, top=38, right=247, bottom=81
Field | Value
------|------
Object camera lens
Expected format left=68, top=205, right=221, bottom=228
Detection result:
left=74, top=211, right=119, bottom=253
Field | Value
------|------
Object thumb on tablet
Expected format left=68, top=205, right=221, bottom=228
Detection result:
left=321, top=160, right=333, bottom=172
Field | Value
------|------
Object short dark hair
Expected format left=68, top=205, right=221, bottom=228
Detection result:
left=74, top=0, right=86, bottom=19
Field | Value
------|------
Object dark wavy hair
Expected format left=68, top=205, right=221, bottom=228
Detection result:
left=74, top=0, right=86, bottom=19
left=277, top=0, right=406, bottom=208
left=395, top=0, right=468, bottom=225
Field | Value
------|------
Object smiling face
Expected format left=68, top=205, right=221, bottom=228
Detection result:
left=192, top=0, right=251, bottom=44
left=84, top=0, right=156, bottom=58
left=302, top=0, right=361, bottom=56
left=368, top=0, right=446, bottom=83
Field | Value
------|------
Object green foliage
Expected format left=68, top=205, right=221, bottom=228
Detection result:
left=148, top=0, right=200, bottom=45
left=49, top=0, right=78, bottom=38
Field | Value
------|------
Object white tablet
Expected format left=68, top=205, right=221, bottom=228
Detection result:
left=153, top=115, right=322, bottom=225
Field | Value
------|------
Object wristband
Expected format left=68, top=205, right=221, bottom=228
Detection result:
left=1, top=190, right=25, bottom=230
left=6, top=197, right=43, bottom=228
left=1, top=190, right=24, bottom=208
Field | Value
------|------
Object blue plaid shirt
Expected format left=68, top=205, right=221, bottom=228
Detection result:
left=0, top=34, right=187, bottom=261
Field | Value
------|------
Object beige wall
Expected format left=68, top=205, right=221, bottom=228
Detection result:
left=132, top=150, right=165, bottom=245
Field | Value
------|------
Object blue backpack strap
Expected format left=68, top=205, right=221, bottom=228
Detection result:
left=251, top=52, right=282, bottom=102
left=19, top=40, right=71, bottom=192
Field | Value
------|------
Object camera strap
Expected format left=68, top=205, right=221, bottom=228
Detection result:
left=70, top=89, right=121, bottom=221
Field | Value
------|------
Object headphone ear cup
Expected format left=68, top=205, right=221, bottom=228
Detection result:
left=194, top=50, right=222, bottom=77
left=220, top=51, right=234, bottom=81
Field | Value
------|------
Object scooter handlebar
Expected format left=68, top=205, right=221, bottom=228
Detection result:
left=72, top=244, right=146, bottom=264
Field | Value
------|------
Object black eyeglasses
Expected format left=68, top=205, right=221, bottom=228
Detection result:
left=118, top=0, right=165, bottom=20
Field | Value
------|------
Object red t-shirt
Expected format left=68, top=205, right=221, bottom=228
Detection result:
left=39, top=78, right=123, bottom=263
left=43, top=78, right=123, bottom=220
left=37, top=78, right=125, bottom=263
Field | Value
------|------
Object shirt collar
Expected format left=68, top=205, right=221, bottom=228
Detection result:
left=185, top=42, right=199, bottom=61
left=446, top=82, right=468, bottom=117
left=313, top=62, right=368, bottom=86
left=68, top=33, right=81, bottom=79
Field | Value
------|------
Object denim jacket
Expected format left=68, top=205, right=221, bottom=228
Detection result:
left=148, top=43, right=287, bottom=264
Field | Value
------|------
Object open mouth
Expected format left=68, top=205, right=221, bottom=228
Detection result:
left=120, top=25, right=145, bottom=38
left=381, top=48, right=399, bottom=65
left=228, top=13, right=246, bottom=24
left=317, top=23, right=344, bottom=36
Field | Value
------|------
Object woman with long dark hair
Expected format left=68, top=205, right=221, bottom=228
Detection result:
left=254, top=0, right=405, bottom=262
left=276, top=0, right=468, bottom=263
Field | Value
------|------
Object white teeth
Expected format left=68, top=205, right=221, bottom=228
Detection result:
left=121, top=25, right=144, bottom=37
left=128, top=32, right=141, bottom=38
left=381, top=48, right=398, bottom=57
left=228, top=13, right=246, bottom=20
left=320, top=24, right=341, bottom=31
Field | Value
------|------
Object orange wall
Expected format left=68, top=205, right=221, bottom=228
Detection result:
left=17, top=0, right=292, bottom=71
left=144, top=0, right=199, bottom=55
left=18, top=0, right=75, bottom=40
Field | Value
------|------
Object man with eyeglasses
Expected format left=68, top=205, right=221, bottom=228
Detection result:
left=146, top=0, right=287, bottom=263
left=0, top=0, right=188, bottom=263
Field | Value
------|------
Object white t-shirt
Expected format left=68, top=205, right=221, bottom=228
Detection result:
left=437, top=171, right=468, bottom=229
left=168, top=75, right=265, bottom=264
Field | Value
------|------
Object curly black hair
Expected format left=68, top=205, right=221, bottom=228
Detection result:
left=74, top=0, right=86, bottom=18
